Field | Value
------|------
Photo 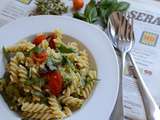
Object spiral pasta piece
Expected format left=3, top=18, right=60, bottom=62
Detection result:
left=22, top=111, right=52, bottom=120
left=29, top=67, right=39, bottom=79
left=88, top=70, right=97, bottom=80
left=59, top=96, right=84, bottom=110
left=54, top=29, right=63, bottom=42
left=17, top=97, right=27, bottom=106
left=67, top=53, right=78, bottom=62
left=18, top=65, right=28, bottom=82
left=48, top=96, right=66, bottom=118
left=81, top=80, right=95, bottom=99
left=67, top=42, right=79, bottom=51
left=23, top=85, right=32, bottom=93
left=32, top=95, right=41, bottom=102
left=46, top=47, right=62, bottom=62
left=63, top=84, right=75, bottom=97
left=48, top=96, right=61, bottom=111
left=6, top=41, right=35, bottom=52
left=63, top=106, right=72, bottom=117
left=15, top=52, right=25, bottom=64
left=78, top=50, right=89, bottom=68
left=21, top=102, right=49, bottom=113
left=25, top=57, right=34, bottom=68
left=63, top=71, right=81, bottom=96
left=32, top=85, right=42, bottom=92
left=9, top=57, right=19, bottom=83
left=80, top=70, right=97, bottom=98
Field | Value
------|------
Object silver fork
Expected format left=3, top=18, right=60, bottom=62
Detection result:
left=108, top=12, right=132, bottom=120
left=108, top=12, right=160, bottom=120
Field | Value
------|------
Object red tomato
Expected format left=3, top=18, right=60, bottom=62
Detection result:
left=32, top=34, right=46, bottom=45
left=47, top=71, right=64, bottom=96
left=48, top=33, right=57, bottom=39
left=49, top=39, right=56, bottom=49
left=47, top=33, right=57, bottom=49
left=32, top=51, right=48, bottom=64
left=73, top=0, right=84, bottom=11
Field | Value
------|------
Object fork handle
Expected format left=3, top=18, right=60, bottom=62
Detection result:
left=128, top=53, right=160, bottom=120
left=110, top=52, right=126, bottom=120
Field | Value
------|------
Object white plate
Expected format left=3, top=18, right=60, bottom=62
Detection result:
left=0, top=15, right=119, bottom=120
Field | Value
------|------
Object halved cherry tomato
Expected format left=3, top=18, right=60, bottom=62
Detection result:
left=47, top=33, right=57, bottom=49
left=32, top=51, right=48, bottom=64
left=32, top=34, right=46, bottom=45
left=47, top=33, right=57, bottom=39
left=49, top=39, right=56, bottom=49
left=47, top=71, right=64, bottom=96
left=73, top=0, right=84, bottom=11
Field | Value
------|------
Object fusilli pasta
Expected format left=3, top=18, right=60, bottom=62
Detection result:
left=0, top=29, right=97, bottom=120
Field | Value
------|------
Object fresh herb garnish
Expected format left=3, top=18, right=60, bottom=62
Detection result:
left=73, top=0, right=129, bottom=28
left=31, top=46, right=43, bottom=54
left=61, top=56, right=68, bottom=65
left=85, top=78, right=100, bottom=85
left=57, top=43, right=75, bottom=53
left=24, top=77, right=45, bottom=87
left=46, top=57, right=57, bottom=71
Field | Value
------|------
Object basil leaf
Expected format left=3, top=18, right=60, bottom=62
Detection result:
left=110, top=2, right=120, bottom=11
left=24, top=78, right=45, bottom=87
left=87, top=7, right=98, bottom=23
left=33, top=78, right=45, bottom=87
left=57, top=43, right=75, bottom=53
left=84, top=0, right=96, bottom=17
left=99, top=8, right=110, bottom=25
left=73, top=12, right=86, bottom=21
left=117, top=2, right=130, bottom=11
left=24, top=79, right=33, bottom=85
left=99, top=0, right=117, bottom=9
left=31, top=46, right=43, bottom=54
left=61, top=56, right=68, bottom=65
left=46, top=57, right=57, bottom=71
left=84, top=0, right=98, bottom=23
